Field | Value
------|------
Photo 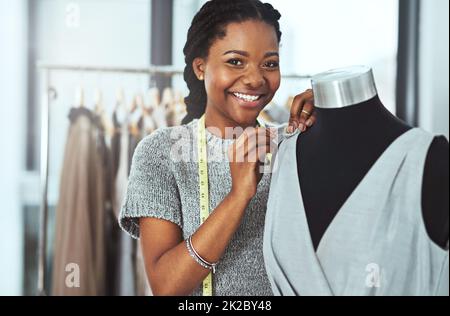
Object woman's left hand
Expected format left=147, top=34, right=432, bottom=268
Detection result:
left=287, top=89, right=316, bottom=134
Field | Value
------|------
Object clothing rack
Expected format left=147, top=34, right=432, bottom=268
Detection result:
left=36, top=62, right=310, bottom=296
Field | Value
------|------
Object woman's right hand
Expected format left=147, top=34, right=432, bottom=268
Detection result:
left=228, top=127, right=276, bottom=201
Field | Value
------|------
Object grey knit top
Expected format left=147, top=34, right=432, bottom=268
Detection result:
left=119, top=119, right=286, bottom=296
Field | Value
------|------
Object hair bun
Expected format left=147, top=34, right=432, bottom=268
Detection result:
left=262, top=3, right=281, bottom=21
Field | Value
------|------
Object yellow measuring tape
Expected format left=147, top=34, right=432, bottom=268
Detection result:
left=197, top=116, right=213, bottom=296
left=197, top=115, right=271, bottom=296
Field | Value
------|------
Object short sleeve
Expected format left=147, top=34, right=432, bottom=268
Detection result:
left=119, top=130, right=182, bottom=239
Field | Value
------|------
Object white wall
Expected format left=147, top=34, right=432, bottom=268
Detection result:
left=419, top=0, right=449, bottom=139
left=0, top=0, right=28, bottom=296
left=171, top=0, right=200, bottom=94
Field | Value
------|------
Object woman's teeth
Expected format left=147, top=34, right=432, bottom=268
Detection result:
left=233, top=92, right=261, bottom=102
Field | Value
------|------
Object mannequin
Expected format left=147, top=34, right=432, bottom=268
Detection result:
left=263, top=66, right=449, bottom=296
left=297, top=66, right=449, bottom=250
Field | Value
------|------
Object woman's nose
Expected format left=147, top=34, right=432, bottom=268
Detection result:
left=242, top=67, right=265, bottom=89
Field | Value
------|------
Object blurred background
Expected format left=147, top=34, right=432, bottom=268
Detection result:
left=0, top=0, right=448, bottom=296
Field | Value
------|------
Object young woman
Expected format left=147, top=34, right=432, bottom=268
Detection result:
left=119, top=0, right=316, bottom=296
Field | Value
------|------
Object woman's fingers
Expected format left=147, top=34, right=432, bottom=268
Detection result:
left=244, top=128, right=274, bottom=157
left=254, top=129, right=275, bottom=163
left=289, top=89, right=315, bottom=133
left=298, top=100, right=315, bottom=132
left=230, top=128, right=275, bottom=163
left=305, top=112, right=317, bottom=128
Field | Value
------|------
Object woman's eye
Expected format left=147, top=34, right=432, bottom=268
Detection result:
left=264, top=61, right=279, bottom=69
left=227, top=59, right=244, bottom=67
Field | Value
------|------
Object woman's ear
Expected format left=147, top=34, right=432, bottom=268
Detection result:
left=192, top=58, right=205, bottom=81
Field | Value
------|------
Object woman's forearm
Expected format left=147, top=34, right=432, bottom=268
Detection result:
left=149, top=190, right=252, bottom=296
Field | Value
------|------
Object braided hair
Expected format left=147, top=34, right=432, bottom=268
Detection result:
left=181, top=0, right=282, bottom=124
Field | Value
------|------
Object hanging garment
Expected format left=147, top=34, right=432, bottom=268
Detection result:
left=143, top=111, right=157, bottom=135
left=106, top=108, right=123, bottom=296
left=263, top=128, right=449, bottom=296
left=128, top=115, right=152, bottom=296
left=114, top=116, right=130, bottom=220
left=52, top=107, right=106, bottom=296
left=135, top=240, right=153, bottom=296
left=172, top=99, right=187, bottom=127
left=153, top=104, right=168, bottom=129
left=105, top=202, right=120, bottom=296
left=111, top=109, right=123, bottom=194
left=97, top=110, right=118, bottom=297
left=114, top=111, right=152, bottom=296
left=113, top=116, right=137, bottom=296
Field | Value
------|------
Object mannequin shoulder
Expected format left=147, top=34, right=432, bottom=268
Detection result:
left=422, top=135, right=449, bottom=250
left=426, top=136, right=449, bottom=167
left=424, top=136, right=449, bottom=185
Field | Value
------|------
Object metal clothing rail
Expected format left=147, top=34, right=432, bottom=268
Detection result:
left=37, top=62, right=185, bottom=76
left=36, top=62, right=310, bottom=296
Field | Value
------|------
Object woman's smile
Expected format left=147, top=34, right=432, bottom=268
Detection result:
left=228, top=91, right=268, bottom=109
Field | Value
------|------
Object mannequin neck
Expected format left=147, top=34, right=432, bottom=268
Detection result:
left=314, top=96, right=393, bottom=130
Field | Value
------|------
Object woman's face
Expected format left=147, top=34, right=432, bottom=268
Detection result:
left=194, top=20, right=281, bottom=126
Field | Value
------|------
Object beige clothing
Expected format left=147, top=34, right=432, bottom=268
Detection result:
left=52, top=109, right=106, bottom=296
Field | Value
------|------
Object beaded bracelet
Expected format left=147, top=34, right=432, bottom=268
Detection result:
left=186, top=236, right=217, bottom=274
